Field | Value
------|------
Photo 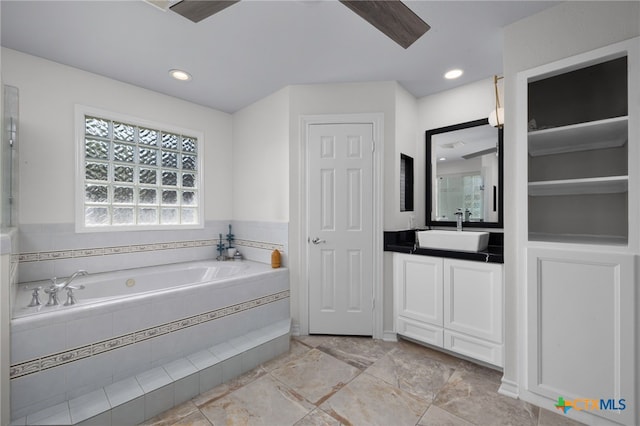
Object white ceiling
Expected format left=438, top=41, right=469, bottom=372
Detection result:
left=0, top=0, right=558, bottom=113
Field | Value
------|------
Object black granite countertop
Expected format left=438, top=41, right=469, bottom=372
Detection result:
left=384, top=230, right=504, bottom=264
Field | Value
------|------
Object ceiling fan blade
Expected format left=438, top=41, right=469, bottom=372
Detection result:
left=170, top=0, right=239, bottom=23
left=339, top=0, right=430, bottom=49
left=462, top=147, right=497, bottom=160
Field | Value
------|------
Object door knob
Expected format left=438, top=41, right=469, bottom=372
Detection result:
left=311, top=237, right=326, bottom=245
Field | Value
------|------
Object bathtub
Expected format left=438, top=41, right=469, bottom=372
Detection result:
left=13, top=260, right=253, bottom=319
left=10, top=259, right=290, bottom=421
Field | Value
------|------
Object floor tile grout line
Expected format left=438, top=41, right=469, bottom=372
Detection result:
left=426, top=360, right=485, bottom=426
left=360, top=347, right=459, bottom=425
left=265, top=346, right=361, bottom=418
left=152, top=336, right=554, bottom=426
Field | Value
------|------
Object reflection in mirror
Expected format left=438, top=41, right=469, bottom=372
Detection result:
left=2, top=85, right=19, bottom=228
left=426, top=118, right=503, bottom=228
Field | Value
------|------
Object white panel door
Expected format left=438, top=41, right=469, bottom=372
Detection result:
left=308, top=123, right=374, bottom=335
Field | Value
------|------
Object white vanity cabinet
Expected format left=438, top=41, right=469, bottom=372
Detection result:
left=393, top=253, right=504, bottom=367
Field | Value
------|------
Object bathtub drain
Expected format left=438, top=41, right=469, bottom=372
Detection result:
left=125, top=279, right=136, bottom=287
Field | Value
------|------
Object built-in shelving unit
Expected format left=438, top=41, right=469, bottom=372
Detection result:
left=527, top=55, right=629, bottom=245
left=518, top=37, right=638, bottom=426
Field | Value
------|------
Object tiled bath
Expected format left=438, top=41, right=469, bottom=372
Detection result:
left=10, top=319, right=291, bottom=425
left=10, top=219, right=289, bottom=422
left=10, top=262, right=289, bottom=421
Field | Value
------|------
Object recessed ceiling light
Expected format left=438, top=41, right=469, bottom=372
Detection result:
left=439, top=157, right=447, bottom=161
left=169, top=69, right=192, bottom=81
left=444, top=69, right=463, bottom=80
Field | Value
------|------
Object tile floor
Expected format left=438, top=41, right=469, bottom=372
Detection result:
left=141, top=335, right=584, bottom=426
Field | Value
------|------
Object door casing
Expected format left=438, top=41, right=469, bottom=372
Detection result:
left=298, top=113, right=384, bottom=339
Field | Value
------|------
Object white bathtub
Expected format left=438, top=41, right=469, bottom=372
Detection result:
left=13, top=260, right=254, bottom=319
left=10, top=259, right=290, bottom=420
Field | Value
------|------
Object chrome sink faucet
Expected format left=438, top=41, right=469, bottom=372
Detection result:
left=455, top=209, right=464, bottom=232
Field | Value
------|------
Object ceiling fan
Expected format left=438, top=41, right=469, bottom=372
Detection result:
left=165, top=0, right=430, bottom=49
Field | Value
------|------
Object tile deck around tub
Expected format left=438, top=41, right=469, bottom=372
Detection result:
left=14, top=319, right=290, bottom=425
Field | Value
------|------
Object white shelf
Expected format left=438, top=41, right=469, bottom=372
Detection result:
left=528, top=116, right=628, bottom=157
left=528, top=175, right=628, bottom=196
left=528, top=232, right=628, bottom=246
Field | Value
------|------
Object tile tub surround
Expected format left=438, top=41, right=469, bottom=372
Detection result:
left=231, top=220, right=288, bottom=266
left=10, top=263, right=289, bottom=420
left=9, top=319, right=291, bottom=426
left=136, top=336, right=584, bottom=426
left=16, top=220, right=287, bottom=283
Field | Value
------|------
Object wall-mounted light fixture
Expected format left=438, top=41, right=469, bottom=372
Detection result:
left=488, top=75, right=504, bottom=128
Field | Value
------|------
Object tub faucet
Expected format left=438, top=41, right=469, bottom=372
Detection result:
left=45, top=270, right=89, bottom=306
left=56, top=270, right=89, bottom=290
left=455, top=209, right=464, bottom=231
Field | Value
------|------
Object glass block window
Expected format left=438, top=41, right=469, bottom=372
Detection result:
left=78, top=109, right=202, bottom=230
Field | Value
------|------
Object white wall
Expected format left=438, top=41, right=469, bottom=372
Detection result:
left=416, top=78, right=496, bottom=228
left=1, top=48, right=234, bottom=225
left=232, top=87, right=290, bottom=222
left=282, top=79, right=495, bottom=334
left=502, top=0, right=640, bottom=402
left=394, top=84, right=419, bottom=230
left=382, top=85, right=419, bottom=335
left=288, top=81, right=397, bottom=333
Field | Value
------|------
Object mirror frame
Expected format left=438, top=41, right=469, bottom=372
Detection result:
left=425, top=118, right=504, bottom=229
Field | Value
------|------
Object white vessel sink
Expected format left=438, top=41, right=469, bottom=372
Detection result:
left=417, top=230, right=490, bottom=252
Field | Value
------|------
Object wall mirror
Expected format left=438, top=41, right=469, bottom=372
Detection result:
left=426, top=118, right=503, bottom=228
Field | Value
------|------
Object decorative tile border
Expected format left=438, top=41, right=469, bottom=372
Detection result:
left=235, top=239, right=285, bottom=252
left=17, top=239, right=285, bottom=263
left=10, top=289, right=289, bottom=380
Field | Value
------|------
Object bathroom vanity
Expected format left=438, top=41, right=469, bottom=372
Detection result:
left=387, top=113, right=506, bottom=367
left=385, top=231, right=504, bottom=367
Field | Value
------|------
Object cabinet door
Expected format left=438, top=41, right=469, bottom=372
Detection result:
left=393, top=253, right=443, bottom=327
left=443, top=259, right=503, bottom=344
left=527, top=248, right=635, bottom=425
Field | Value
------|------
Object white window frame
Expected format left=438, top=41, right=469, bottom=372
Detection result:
left=75, top=105, right=205, bottom=232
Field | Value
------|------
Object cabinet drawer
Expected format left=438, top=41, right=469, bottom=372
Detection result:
left=397, top=316, right=443, bottom=347
left=443, top=330, right=503, bottom=367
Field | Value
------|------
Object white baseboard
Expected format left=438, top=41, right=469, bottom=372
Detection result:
left=498, top=378, right=519, bottom=399
left=290, top=320, right=301, bottom=337
left=382, top=331, right=397, bottom=342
